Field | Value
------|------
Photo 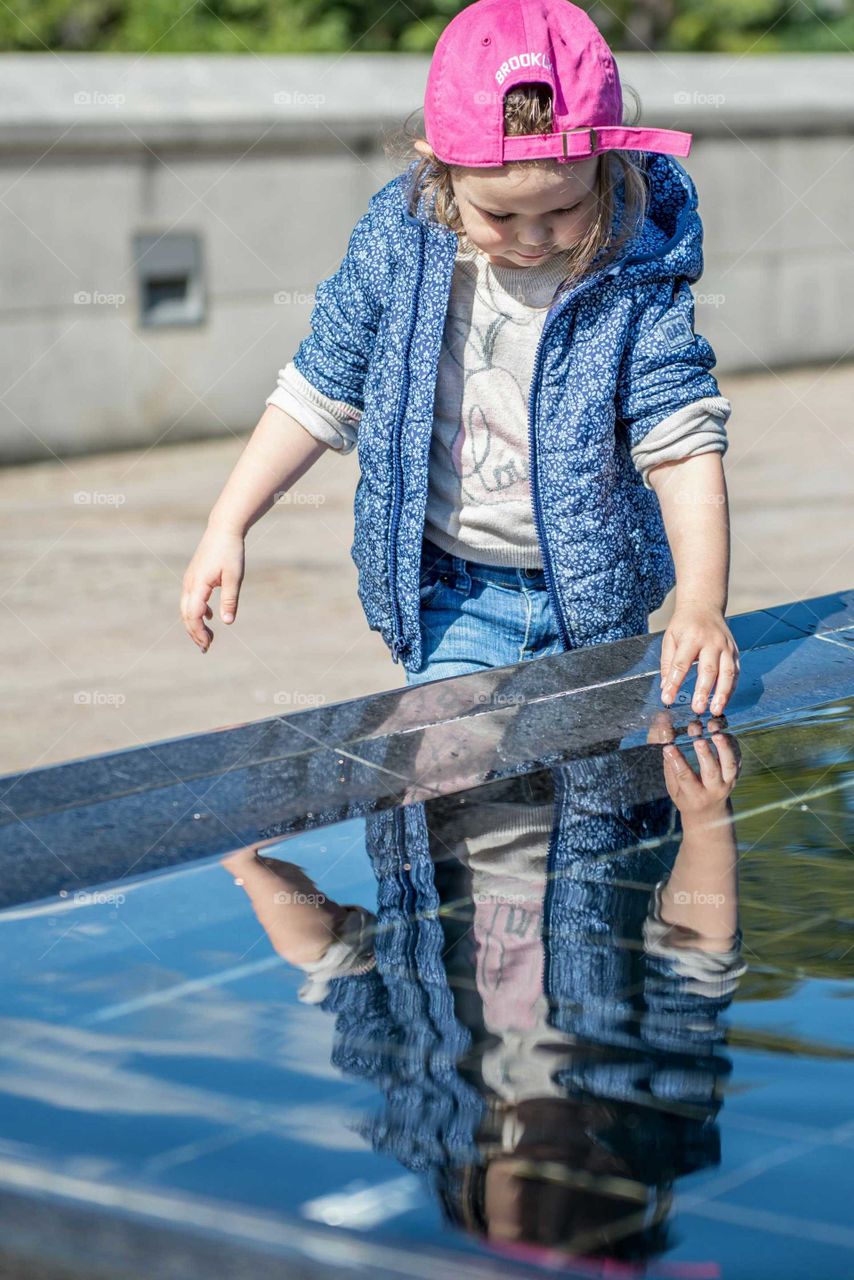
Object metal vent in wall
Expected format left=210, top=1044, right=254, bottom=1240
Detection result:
left=134, top=232, right=205, bottom=327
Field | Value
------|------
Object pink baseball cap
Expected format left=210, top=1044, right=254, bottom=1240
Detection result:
left=423, top=0, right=692, bottom=168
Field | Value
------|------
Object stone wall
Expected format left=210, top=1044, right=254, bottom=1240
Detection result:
left=0, top=53, right=851, bottom=461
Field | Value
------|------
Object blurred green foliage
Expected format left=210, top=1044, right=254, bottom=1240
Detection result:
left=731, top=733, right=854, bottom=1005
left=1, top=0, right=853, bottom=53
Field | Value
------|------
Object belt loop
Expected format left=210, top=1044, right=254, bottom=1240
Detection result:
left=454, top=552, right=471, bottom=594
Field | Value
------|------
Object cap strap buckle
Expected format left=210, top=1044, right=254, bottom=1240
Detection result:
left=561, top=127, right=597, bottom=158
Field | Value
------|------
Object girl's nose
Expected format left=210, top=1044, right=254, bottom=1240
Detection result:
left=518, top=226, right=551, bottom=248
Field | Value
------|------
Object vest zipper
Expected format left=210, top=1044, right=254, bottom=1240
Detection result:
left=541, top=769, right=564, bottom=1016
left=528, top=268, right=618, bottom=651
left=388, top=233, right=427, bottom=663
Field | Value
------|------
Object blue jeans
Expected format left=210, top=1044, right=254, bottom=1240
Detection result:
left=404, top=536, right=568, bottom=686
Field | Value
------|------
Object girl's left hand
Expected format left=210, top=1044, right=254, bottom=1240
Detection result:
left=660, top=604, right=741, bottom=716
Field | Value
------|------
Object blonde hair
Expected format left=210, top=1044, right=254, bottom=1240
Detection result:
left=384, top=81, right=650, bottom=297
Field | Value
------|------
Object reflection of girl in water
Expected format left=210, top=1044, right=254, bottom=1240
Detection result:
left=224, top=729, right=745, bottom=1266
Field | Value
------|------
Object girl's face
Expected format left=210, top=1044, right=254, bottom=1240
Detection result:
left=415, top=141, right=601, bottom=269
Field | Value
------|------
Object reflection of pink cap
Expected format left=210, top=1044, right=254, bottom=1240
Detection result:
left=424, top=0, right=692, bottom=168
left=483, top=1237, right=721, bottom=1277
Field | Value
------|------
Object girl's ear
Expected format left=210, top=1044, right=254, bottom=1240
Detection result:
left=413, top=138, right=435, bottom=159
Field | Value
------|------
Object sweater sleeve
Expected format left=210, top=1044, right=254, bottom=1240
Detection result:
left=630, top=394, right=732, bottom=490
left=295, top=903, right=377, bottom=1005
left=642, top=878, right=748, bottom=999
left=265, top=360, right=362, bottom=454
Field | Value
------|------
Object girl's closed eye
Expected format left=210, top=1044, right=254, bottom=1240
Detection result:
left=480, top=202, right=583, bottom=223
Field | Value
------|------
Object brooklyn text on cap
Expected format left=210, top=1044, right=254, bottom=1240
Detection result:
left=424, top=0, right=693, bottom=167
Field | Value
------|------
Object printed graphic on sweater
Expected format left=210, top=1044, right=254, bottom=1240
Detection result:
left=430, top=261, right=551, bottom=511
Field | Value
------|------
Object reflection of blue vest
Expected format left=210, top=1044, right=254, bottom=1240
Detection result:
left=318, top=755, right=739, bottom=1183
left=291, top=153, right=725, bottom=672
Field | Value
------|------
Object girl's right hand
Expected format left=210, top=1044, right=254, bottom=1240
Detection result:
left=180, top=523, right=246, bottom=653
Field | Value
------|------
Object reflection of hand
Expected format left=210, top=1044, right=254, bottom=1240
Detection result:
left=220, top=844, right=347, bottom=966
left=220, top=839, right=285, bottom=877
left=645, top=709, right=728, bottom=745
left=655, top=725, right=741, bottom=950
left=663, top=730, right=741, bottom=814
left=223, top=847, right=321, bottom=895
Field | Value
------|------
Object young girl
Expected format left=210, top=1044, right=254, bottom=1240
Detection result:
left=181, top=0, right=740, bottom=717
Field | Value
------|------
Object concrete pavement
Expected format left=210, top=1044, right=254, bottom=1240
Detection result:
left=1, top=359, right=852, bottom=773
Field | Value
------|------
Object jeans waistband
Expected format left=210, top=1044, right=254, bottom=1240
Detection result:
left=420, top=536, right=547, bottom=587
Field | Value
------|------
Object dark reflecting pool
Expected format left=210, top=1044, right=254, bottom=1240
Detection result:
left=1, top=698, right=852, bottom=1278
